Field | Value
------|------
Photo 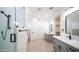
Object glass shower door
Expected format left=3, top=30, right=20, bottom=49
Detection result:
left=0, top=7, right=16, bottom=52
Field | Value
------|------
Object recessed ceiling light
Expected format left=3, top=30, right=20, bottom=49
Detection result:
left=38, top=16, right=41, bottom=18
left=33, top=18, right=38, bottom=22
left=38, top=8, right=41, bottom=11
left=49, top=7, right=53, bottom=10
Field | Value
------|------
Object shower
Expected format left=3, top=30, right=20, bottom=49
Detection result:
left=0, top=11, right=11, bottom=40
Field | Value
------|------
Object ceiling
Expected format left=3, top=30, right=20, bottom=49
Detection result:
left=27, top=7, right=70, bottom=22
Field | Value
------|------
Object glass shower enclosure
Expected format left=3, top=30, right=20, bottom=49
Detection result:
left=0, top=7, right=25, bottom=52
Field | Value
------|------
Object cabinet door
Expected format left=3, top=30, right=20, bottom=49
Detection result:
left=55, top=39, right=67, bottom=52
left=52, top=38, right=57, bottom=51
left=67, top=45, right=79, bottom=52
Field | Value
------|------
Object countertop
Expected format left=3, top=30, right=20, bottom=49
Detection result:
left=53, top=36, right=79, bottom=49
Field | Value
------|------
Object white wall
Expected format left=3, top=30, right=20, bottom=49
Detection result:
left=16, top=7, right=25, bottom=28
left=26, top=18, right=49, bottom=40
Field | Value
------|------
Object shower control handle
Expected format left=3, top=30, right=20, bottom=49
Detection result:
left=10, top=34, right=16, bottom=42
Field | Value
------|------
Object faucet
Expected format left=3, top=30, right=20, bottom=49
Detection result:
left=67, top=33, right=71, bottom=40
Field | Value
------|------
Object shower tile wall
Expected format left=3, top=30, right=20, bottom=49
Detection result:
left=0, top=7, right=16, bottom=52
left=0, top=7, right=25, bottom=52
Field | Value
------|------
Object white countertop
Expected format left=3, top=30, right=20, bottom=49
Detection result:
left=53, top=36, right=79, bottom=49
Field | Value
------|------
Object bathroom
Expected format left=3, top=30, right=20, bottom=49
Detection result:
left=0, top=7, right=79, bottom=52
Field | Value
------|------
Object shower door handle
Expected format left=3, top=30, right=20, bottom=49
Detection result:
left=19, top=29, right=27, bottom=32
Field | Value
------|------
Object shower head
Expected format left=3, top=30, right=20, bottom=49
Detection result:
left=1, top=11, right=4, bottom=14
left=0, top=11, right=11, bottom=30
left=0, top=11, right=8, bottom=17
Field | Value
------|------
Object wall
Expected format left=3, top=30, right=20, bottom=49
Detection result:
left=26, top=18, right=49, bottom=40
left=16, top=7, right=25, bottom=28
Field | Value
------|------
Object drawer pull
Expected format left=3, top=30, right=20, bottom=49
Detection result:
left=58, top=45, right=61, bottom=50
left=69, top=48, right=76, bottom=52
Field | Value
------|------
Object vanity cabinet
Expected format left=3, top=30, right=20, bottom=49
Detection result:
left=45, top=33, right=53, bottom=43
left=53, top=38, right=67, bottom=52
left=53, top=37, right=79, bottom=52
left=67, top=45, right=79, bottom=52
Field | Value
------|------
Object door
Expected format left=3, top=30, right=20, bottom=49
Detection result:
left=0, top=7, right=16, bottom=52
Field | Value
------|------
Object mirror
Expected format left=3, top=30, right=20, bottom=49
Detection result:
left=49, top=24, right=53, bottom=33
left=65, top=10, right=79, bottom=35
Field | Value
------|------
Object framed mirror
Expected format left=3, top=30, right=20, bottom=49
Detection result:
left=65, top=10, right=79, bottom=35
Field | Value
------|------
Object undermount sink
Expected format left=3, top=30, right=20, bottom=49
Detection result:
left=66, top=36, right=79, bottom=41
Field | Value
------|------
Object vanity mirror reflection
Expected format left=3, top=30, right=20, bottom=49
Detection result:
left=65, top=10, right=79, bottom=35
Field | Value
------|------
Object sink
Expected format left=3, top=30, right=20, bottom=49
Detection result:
left=66, top=37, right=79, bottom=41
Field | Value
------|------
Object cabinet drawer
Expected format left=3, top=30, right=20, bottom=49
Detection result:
left=54, top=39, right=67, bottom=52
left=53, top=37, right=79, bottom=52
left=67, top=45, right=79, bottom=52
